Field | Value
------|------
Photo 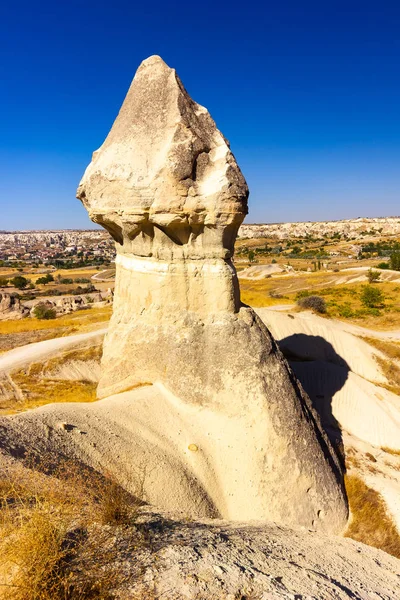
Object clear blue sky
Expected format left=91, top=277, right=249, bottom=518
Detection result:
left=1, top=0, right=399, bottom=229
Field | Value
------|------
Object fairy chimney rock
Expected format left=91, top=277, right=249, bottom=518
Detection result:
left=77, top=56, right=348, bottom=533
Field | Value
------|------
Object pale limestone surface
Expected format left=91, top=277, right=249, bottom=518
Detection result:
left=76, top=55, right=348, bottom=532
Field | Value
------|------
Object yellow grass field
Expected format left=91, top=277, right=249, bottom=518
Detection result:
left=0, top=306, right=111, bottom=337
left=239, top=271, right=400, bottom=330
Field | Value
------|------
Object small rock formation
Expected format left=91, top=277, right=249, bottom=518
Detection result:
left=0, top=293, right=29, bottom=320
left=77, top=56, right=348, bottom=532
left=29, top=293, right=109, bottom=318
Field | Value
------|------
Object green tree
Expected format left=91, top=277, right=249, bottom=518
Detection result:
left=361, top=285, right=384, bottom=308
left=36, top=277, right=49, bottom=285
left=367, top=269, right=381, bottom=283
left=390, top=252, right=400, bottom=271
left=248, top=250, right=255, bottom=263
left=36, top=273, right=54, bottom=285
left=11, top=276, right=29, bottom=290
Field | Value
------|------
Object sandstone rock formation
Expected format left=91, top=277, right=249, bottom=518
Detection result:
left=77, top=55, right=348, bottom=532
left=29, top=293, right=109, bottom=317
left=0, top=293, right=29, bottom=320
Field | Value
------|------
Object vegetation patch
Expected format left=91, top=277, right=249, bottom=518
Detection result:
left=1, top=345, right=103, bottom=415
left=345, top=474, right=400, bottom=559
left=0, top=459, right=144, bottom=599
left=296, top=294, right=327, bottom=314
left=0, top=306, right=111, bottom=337
left=381, top=446, right=400, bottom=456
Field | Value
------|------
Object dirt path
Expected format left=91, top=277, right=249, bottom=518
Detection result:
left=0, top=327, right=107, bottom=374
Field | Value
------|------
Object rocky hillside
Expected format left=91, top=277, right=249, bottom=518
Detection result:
left=239, top=216, right=400, bottom=239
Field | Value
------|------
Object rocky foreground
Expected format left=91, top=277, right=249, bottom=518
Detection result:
left=1, top=407, right=399, bottom=600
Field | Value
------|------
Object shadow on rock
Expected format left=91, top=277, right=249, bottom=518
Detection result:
left=279, top=334, right=350, bottom=466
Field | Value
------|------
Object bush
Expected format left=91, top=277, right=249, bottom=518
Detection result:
left=367, top=268, right=381, bottom=283
left=11, top=275, right=29, bottom=289
left=390, top=252, right=400, bottom=271
left=337, top=304, right=354, bottom=318
left=60, top=278, right=73, bottom=285
left=361, top=285, right=384, bottom=308
left=297, top=295, right=327, bottom=314
left=0, top=277, right=9, bottom=287
left=377, top=262, right=390, bottom=269
left=33, top=304, right=57, bottom=320
left=295, top=290, right=310, bottom=300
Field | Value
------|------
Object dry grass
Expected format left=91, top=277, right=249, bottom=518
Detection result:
left=1, top=345, right=103, bottom=415
left=238, top=269, right=400, bottom=329
left=0, top=306, right=111, bottom=337
left=374, top=356, right=400, bottom=396
left=2, top=379, right=97, bottom=415
left=364, top=337, right=400, bottom=360
left=381, top=446, right=400, bottom=456
left=345, top=452, right=362, bottom=470
left=0, top=459, right=144, bottom=599
left=344, top=474, right=400, bottom=559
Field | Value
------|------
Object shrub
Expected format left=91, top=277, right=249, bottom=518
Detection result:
left=33, top=304, right=57, bottom=320
left=367, top=269, right=381, bottom=283
left=60, top=278, right=73, bottom=285
left=361, top=285, right=384, bottom=308
left=377, top=262, right=390, bottom=269
left=11, top=275, right=29, bottom=289
left=295, top=290, right=310, bottom=300
left=297, top=295, right=327, bottom=314
left=0, top=277, right=9, bottom=287
left=337, top=304, right=354, bottom=318
left=390, top=252, right=400, bottom=271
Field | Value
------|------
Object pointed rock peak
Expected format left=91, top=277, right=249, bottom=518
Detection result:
left=77, top=56, right=248, bottom=259
left=138, top=54, right=170, bottom=69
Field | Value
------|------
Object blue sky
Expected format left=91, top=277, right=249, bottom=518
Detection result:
left=1, top=0, right=399, bottom=229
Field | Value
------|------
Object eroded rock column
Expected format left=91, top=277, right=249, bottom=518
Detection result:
left=77, top=55, right=348, bottom=532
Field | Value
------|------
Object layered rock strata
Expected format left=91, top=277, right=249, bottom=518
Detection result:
left=77, top=55, right=348, bottom=532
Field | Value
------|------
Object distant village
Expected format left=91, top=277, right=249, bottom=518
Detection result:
left=0, top=230, right=115, bottom=267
